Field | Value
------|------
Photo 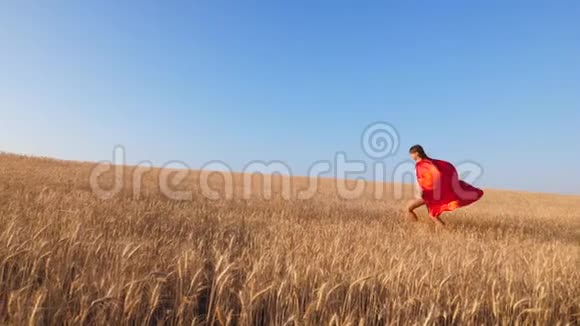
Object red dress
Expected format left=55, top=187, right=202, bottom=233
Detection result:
left=415, top=159, right=484, bottom=217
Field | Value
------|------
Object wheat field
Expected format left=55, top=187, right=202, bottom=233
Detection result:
left=0, top=153, right=578, bottom=325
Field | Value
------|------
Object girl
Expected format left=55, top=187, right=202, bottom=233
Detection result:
left=405, top=145, right=484, bottom=227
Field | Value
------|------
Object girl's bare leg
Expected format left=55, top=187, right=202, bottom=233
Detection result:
left=431, top=216, right=446, bottom=229
left=405, top=198, right=425, bottom=222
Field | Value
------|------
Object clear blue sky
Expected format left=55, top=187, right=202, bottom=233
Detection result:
left=1, top=1, right=579, bottom=194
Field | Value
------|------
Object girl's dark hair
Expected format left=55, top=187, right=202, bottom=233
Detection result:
left=409, top=144, right=429, bottom=159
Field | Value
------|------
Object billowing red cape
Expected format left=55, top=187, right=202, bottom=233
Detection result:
left=416, top=159, right=484, bottom=217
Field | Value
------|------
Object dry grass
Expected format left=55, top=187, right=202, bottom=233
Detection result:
left=0, top=153, right=578, bottom=325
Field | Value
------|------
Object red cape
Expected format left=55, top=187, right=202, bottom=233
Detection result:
left=416, top=159, right=484, bottom=217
